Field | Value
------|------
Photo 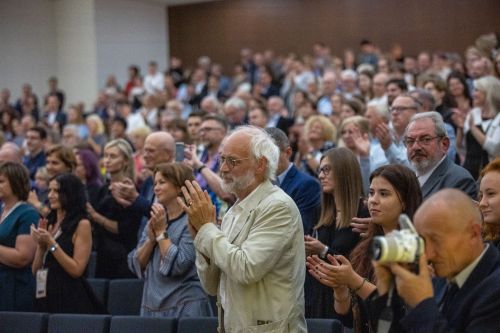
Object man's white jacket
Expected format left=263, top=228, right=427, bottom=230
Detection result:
left=194, top=180, right=307, bottom=333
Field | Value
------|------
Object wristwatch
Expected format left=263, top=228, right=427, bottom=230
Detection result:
left=320, top=245, right=329, bottom=259
left=49, top=243, right=59, bottom=253
left=156, top=231, right=169, bottom=242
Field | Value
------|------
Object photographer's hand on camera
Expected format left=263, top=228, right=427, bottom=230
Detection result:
left=388, top=254, right=434, bottom=308
left=372, top=260, right=394, bottom=296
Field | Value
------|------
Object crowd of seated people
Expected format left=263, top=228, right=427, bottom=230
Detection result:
left=0, top=31, right=500, bottom=332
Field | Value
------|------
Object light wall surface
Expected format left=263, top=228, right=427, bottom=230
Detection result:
left=54, top=0, right=98, bottom=109
left=0, top=0, right=169, bottom=109
left=95, top=0, right=168, bottom=92
left=0, top=0, right=57, bottom=103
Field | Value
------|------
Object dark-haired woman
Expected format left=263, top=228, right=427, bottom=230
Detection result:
left=74, top=148, right=103, bottom=208
left=128, top=163, right=212, bottom=317
left=307, top=164, right=422, bottom=332
left=0, top=162, right=39, bottom=311
left=31, top=173, right=104, bottom=314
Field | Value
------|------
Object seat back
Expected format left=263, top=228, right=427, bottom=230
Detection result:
left=177, top=317, right=218, bottom=333
left=306, top=318, right=344, bottom=333
left=107, top=279, right=144, bottom=315
left=0, top=311, right=48, bottom=333
left=87, top=278, right=109, bottom=308
left=86, top=251, right=97, bottom=278
left=47, top=314, right=110, bottom=333
left=109, top=316, right=177, bottom=333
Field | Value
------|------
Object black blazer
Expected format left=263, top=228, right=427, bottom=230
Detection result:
left=280, top=165, right=321, bottom=235
left=401, top=244, right=500, bottom=332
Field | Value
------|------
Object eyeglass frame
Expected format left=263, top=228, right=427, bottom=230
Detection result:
left=403, top=135, right=444, bottom=148
left=317, top=165, right=332, bottom=176
left=389, top=106, right=418, bottom=113
left=219, top=155, right=250, bottom=170
left=199, top=126, right=224, bottom=133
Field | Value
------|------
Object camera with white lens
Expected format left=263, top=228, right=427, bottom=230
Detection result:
left=371, top=214, right=424, bottom=263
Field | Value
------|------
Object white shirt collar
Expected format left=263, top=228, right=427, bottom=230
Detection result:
left=452, top=243, right=489, bottom=288
left=277, top=163, right=293, bottom=186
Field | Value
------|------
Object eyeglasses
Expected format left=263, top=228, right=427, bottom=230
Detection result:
left=403, top=136, right=442, bottom=147
left=389, top=106, right=417, bottom=113
left=219, top=156, right=250, bottom=170
left=317, top=165, right=332, bottom=176
left=199, top=127, right=223, bottom=133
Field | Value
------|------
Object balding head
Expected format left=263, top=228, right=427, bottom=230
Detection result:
left=414, top=189, right=483, bottom=279
left=143, top=131, right=175, bottom=170
left=0, top=143, right=22, bottom=163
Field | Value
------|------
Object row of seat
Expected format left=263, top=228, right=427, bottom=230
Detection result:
left=88, top=278, right=220, bottom=317
left=88, top=278, right=144, bottom=315
left=0, top=312, right=343, bottom=333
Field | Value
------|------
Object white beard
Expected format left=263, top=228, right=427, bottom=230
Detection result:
left=220, top=171, right=254, bottom=196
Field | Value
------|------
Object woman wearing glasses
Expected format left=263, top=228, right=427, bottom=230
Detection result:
left=128, top=163, right=212, bottom=317
left=304, top=147, right=368, bottom=318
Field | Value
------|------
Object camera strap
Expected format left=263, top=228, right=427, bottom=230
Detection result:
left=377, top=284, right=394, bottom=333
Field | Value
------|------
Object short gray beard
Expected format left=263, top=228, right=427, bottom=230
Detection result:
left=220, top=171, right=254, bottom=196
left=411, top=156, right=439, bottom=175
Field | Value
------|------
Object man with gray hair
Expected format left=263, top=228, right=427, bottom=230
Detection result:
left=0, top=142, right=23, bottom=163
left=223, top=97, right=247, bottom=129
left=180, top=126, right=307, bottom=332
left=404, top=111, right=476, bottom=199
left=410, top=88, right=458, bottom=163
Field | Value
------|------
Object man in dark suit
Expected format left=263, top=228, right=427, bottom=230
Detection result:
left=266, top=97, right=294, bottom=136
left=405, top=111, right=477, bottom=199
left=373, top=189, right=500, bottom=332
left=266, top=128, right=321, bottom=235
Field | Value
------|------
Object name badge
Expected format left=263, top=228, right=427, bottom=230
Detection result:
left=36, top=269, right=48, bottom=299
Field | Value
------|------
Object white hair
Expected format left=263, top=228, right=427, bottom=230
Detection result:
left=232, top=126, right=279, bottom=181
left=367, top=101, right=390, bottom=121
left=341, top=69, right=358, bottom=80
left=224, top=97, right=246, bottom=111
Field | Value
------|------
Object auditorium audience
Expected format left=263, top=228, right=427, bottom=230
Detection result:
left=2, top=32, right=500, bottom=329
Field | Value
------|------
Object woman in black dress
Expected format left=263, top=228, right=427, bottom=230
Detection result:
left=86, top=139, right=142, bottom=279
left=31, top=173, right=104, bottom=313
left=304, top=147, right=367, bottom=318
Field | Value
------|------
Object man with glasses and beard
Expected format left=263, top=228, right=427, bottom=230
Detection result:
left=404, top=111, right=476, bottom=199
left=179, top=126, right=307, bottom=332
